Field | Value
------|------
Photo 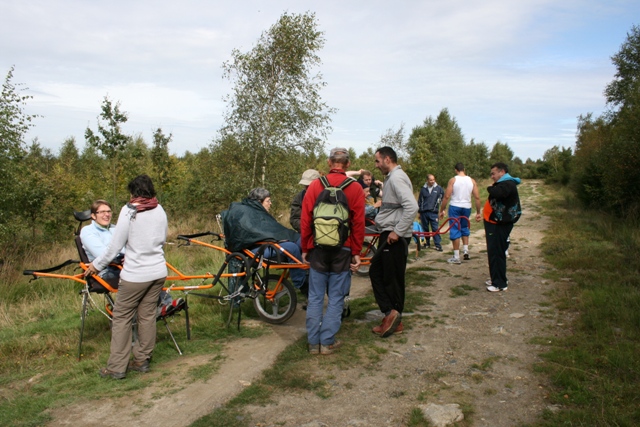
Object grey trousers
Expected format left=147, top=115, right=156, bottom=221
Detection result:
left=106, top=277, right=165, bottom=373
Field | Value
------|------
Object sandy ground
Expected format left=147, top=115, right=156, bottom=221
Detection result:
left=48, top=180, right=557, bottom=427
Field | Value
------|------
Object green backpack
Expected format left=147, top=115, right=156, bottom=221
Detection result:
left=312, top=176, right=355, bottom=249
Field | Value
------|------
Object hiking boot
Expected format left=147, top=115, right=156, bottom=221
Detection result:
left=435, top=246, right=443, bottom=252
left=308, top=344, right=320, bottom=355
left=99, top=367, right=126, bottom=379
left=128, top=359, right=150, bottom=373
left=487, top=285, right=507, bottom=292
left=320, top=340, right=342, bottom=355
left=447, top=257, right=461, bottom=264
left=463, top=252, right=470, bottom=260
left=373, top=321, right=403, bottom=335
left=379, top=309, right=401, bottom=338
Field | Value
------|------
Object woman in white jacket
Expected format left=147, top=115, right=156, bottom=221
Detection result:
left=85, top=175, right=168, bottom=379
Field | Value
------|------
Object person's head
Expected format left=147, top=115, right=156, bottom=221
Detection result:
left=248, top=187, right=272, bottom=211
left=361, top=170, right=373, bottom=187
left=427, top=174, right=436, bottom=187
left=90, top=199, right=113, bottom=227
left=374, top=146, right=397, bottom=175
left=454, top=162, right=465, bottom=173
left=328, top=147, right=350, bottom=170
left=490, top=162, right=509, bottom=183
left=298, top=169, right=321, bottom=187
left=128, top=174, right=156, bottom=198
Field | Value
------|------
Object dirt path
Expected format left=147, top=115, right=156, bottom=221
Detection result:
left=50, top=180, right=555, bottom=427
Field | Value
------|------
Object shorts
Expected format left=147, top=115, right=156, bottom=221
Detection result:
left=448, top=206, right=471, bottom=240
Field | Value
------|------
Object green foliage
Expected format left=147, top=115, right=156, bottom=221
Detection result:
left=85, top=96, right=132, bottom=206
left=0, top=66, right=39, bottom=246
left=405, top=108, right=466, bottom=185
left=572, top=26, right=640, bottom=217
left=540, top=145, right=573, bottom=185
left=221, top=11, right=334, bottom=188
left=150, top=128, right=174, bottom=204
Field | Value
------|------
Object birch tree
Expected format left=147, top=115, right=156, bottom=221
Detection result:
left=221, top=11, right=335, bottom=187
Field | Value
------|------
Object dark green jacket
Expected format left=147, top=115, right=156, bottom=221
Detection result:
left=222, top=198, right=299, bottom=252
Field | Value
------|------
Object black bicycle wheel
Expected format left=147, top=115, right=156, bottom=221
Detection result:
left=253, top=274, right=297, bottom=324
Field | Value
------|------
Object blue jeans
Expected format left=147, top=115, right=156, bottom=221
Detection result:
left=253, top=240, right=306, bottom=289
left=306, top=268, right=351, bottom=346
left=419, top=211, right=441, bottom=247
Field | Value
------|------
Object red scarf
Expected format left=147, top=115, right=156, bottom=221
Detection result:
left=128, top=197, right=159, bottom=213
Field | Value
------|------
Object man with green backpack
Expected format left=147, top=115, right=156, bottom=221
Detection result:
left=300, top=147, right=365, bottom=355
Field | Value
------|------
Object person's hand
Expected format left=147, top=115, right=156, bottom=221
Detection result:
left=439, top=211, right=446, bottom=220
left=84, top=262, right=98, bottom=277
left=350, top=255, right=361, bottom=273
left=302, top=252, right=309, bottom=264
left=475, top=212, right=482, bottom=222
left=386, top=231, right=400, bottom=245
left=374, top=200, right=382, bottom=208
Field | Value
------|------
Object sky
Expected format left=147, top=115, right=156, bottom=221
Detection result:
left=1, top=0, right=638, bottom=162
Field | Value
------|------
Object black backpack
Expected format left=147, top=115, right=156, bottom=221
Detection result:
left=312, top=176, right=355, bottom=249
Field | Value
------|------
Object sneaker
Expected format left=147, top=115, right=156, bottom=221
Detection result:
left=485, top=279, right=492, bottom=286
left=320, top=340, right=342, bottom=355
left=447, top=257, right=461, bottom=264
left=99, top=367, right=126, bottom=379
left=487, top=285, right=507, bottom=292
left=435, top=246, right=443, bottom=252
left=308, top=344, right=320, bottom=355
left=128, top=359, right=150, bottom=373
left=463, top=252, right=470, bottom=260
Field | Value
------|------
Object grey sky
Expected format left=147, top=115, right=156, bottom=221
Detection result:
left=1, top=0, right=637, bottom=161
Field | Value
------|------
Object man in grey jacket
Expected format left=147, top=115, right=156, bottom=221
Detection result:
left=369, top=146, right=419, bottom=338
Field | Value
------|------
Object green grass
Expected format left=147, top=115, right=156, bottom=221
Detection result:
left=528, top=186, right=640, bottom=426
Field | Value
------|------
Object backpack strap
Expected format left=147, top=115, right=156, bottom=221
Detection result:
left=338, top=177, right=356, bottom=190
left=319, top=176, right=331, bottom=189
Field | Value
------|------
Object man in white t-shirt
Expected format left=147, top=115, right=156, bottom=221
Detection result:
left=439, top=163, right=482, bottom=264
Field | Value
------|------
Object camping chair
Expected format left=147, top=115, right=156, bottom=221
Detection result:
left=73, top=210, right=188, bottom=357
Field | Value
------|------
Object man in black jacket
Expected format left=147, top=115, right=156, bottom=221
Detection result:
left=417, top=174, right=445, bottom=251
left=483, top=162, right=521, bottom=292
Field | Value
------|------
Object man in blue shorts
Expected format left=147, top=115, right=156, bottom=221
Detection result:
left=439, top=163, right=482, bottom=264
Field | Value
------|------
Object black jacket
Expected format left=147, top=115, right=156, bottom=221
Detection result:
left=486, top=179, right=521, bottom=224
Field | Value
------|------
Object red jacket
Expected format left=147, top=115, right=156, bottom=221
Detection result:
left=300, top=169, right=365, bottom=255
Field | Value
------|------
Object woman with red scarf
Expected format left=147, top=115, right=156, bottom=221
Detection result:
left=85, top=175, right=168, bottom=379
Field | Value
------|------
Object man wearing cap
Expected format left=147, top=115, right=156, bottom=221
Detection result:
left=300, top=148, right=365, bottom=355
left=370, top=146, right=419, bottom=338
left=290, top=169, right=321, bottom=233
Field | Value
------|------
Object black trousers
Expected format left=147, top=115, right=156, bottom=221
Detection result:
left=369, top=231, right=410, bottom=314
left=484, top=221, right=513, bottom=289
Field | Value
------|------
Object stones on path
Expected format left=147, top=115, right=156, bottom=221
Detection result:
left=419, top=403, right=464, bottom=427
